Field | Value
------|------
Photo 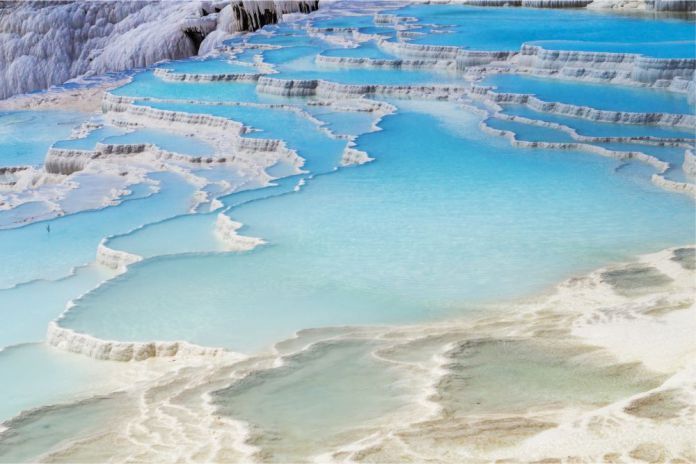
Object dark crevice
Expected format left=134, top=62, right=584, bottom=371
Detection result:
left=184, top=28, right=206, bottom=54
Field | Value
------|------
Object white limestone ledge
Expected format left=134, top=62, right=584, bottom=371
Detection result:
left=651, top=174, right=696, bottom=198
left=472, top=86, right=696, bottom=129
left=515, top=45, right=631, bottom=69
left=96, top=240, right=143, bottom=271
left=521, top=0, right=593, bottom=6
left=515, top=44, right=696, bottom=85
left=478, top=117, right=696, bottom=200
left=396, top=31, right=427, bottom=41
left=306, top=97, right=397, bottom=116
left=306, top=26, right=358, bottom=34
left=101, top=98, right=305, bottom=171
left=305, top=27, right=386, bottom=48
left=683, top=150, right=696, bottom=177
left=393, top=40, right=690, bottom=91
left=456, top=50, right=517, bottom=68
left=0, top=166, right=40, bottom=196
left=0, top=165, right=30, bottom=187
left=479, top=119, right=670, bottom=172
left=154, top=67, right=263, bottom=83
left=44, top=144, right=246, bottom=176
left=44, top=148, right=96, bottom=176
left=256, top=76, right=469, bottom=100
left=319, top=42, right=694, bottom=93
left=106, top=92, right=393, bottom=121
left=375, top=38, right=692, bottom=89
left=590, top=0, right=696, bottom=11
left=373, top=14, right=417, bottom=25
left=104, top=93, right=332, bottom=152
left=495, top=112, right=695, bottom=145
left=101, top=92, right=136, bottom=107
left=315, top=54, right=455, bottom=71
left=102, top=94, right=247, bottom=135
left=377, top=39, right=515, bottom=67
left=461, top=0, right=522, bottom=5
left=47, top=322, right=228, bottom=362
left=340, top=146, right=374, bottom=166
left=632, top=56, right=696, bottom=84
left=214, top=213, right=265, bottom=252
left=379, top=40, right=465, bottom=61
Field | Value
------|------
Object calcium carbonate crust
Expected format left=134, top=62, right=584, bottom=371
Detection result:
left=47, top=321, right=229, bottom=362
left=0, top=0, right=320, bottom=99
left=37, top=246, right=696, bottom=463
left=1, top=4, right=693, bottom=461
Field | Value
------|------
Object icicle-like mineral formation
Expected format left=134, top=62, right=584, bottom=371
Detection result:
left=0, top=0, right=319, bottom=99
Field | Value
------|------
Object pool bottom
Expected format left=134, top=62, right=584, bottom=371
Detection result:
left=3, top=246, right=693, bottom=463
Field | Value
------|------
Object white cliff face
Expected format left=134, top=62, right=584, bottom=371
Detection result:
left=0, top=0, right=319, bottom=100
left=684, top=150, right=696, bottom=177
left=0, top=1, right=197, bottom=99
left=590, top=0, right=696, bottom=10
left=513, top=45, right=696, bottom=85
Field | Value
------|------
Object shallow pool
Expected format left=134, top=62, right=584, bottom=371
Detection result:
left=60, top=103, right=694, bottom=352
left=485, top=74, right=694, bottom=114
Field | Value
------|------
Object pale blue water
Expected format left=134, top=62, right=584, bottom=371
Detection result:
left=310, top=16, right=378, bottom=30
left=102, top=129, right=215, bottom=156
left=247, top=32, right=325, bottom=47
left=232, top=48, right=262, bottom=63
left=275, top=52, right=458, bottom=85
left=393, top=5, right=696, bottom=54
left=0, top=344, right=118, bottom=423
left=483, top=74, right=694, bottom=115
left=61, top=103, right=694, bottom=352
left=113, top=71, right=261, bottom=103
left=0, top=111, right=85, bottom=166
left=220, top=175, right=302, bottom=210
left=262, top=45, right=325, bottom=65
left=0, top=202, right=55, bottom=229
left=0, top=265, right=113, bottom=349
left=357, top=26, right=397, bottom=36
left=53, top=126, right=127, bottom=151
left=106, top=213, right=222, bottom=259
left=322, top=41, right=398, bottom=60
left=263, top=44, right=458, bottom=85
left=59, top=174, right=151, bottom=215
left=666, top=166, right=694, bottom=183
left=0, top=173, right=195, bottom=289
left=160, top=57, right=258, bottom=75
left=102, top=102, right=381, bottom=262
left=308, top=109, right=377, bottom=136
left=194, top=166, right=252, bottom=197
